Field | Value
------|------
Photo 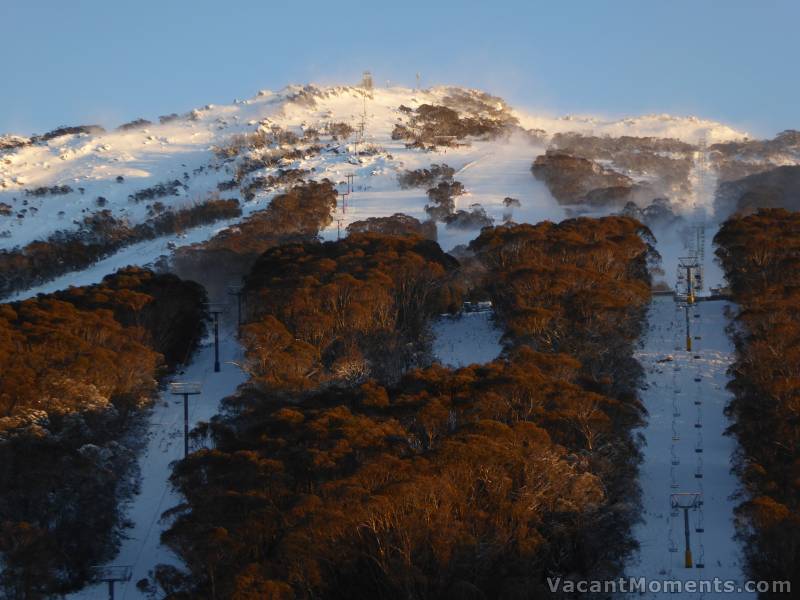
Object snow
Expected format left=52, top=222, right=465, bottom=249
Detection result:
left=1, top=83, right=746, bottom=255
left=514, top=111, right=748, bottom=144
left=432, top=309, right=503, bottom=368
left=1, top=185, right=277, bottom=303
left=315, top=135, right=565, bottom=252
left=2, top=82, right=761, bottom=597
left=624, top=297, right=753, bottom=598
left=68, top=333, right=246, bottom=600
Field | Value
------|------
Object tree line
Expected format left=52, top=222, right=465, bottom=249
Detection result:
left=172, top=180, right=338, bottom=302
left=0, top=198, right=240, bottom=299
left=0, top=267, right=207, bottom=599
left=154, top=216, right=656, bottom=599
left=238, top=232, right=461, bottom=392
left=714, top=208, right=800, bottom=593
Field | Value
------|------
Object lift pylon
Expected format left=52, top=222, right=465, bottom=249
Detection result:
left=90, top=565, right=132, bottom=600
left=671, top=492, right=702, bottom=568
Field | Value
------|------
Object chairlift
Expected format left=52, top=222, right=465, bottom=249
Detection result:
left=694, top=376, right=702, bottom=382
left=693, top=354, right=701, bottom=359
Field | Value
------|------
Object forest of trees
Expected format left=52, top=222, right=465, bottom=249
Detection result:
left=392, top=102, right=517, bottom=148
left=238, top=232, right=461, bottom=390
left=0, top=198, right=241, bottom=299
left=469, top=217, right=658, bottom=399
left=346, top=213, right=437, bottom=240
left=714, top=208, right=800, bottom=593
left=172, top=180, right=337, bottom=301
left=155, top=217, right=656, bottom=599
left=0, top=268, right=207, bottom=599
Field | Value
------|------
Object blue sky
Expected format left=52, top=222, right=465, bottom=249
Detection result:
left=1, top=0, right=796, bottom=137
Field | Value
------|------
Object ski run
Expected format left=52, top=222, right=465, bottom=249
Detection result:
left=0, top=84, right=756, bottom=597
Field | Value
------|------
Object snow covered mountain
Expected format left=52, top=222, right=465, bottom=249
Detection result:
left=2, top=81, right=782, bottom=600
left=0, top=83, right=749, bottom=252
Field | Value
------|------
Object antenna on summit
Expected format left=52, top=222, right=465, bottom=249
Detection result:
left=360, top=70, right=373, bottom=91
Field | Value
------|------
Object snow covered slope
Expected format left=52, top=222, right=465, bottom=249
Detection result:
left=1, top=83, right=749, bottom=253
left=625, top=297, right=754, bottom=598
left=432, top=309, right=503, bottom=368
left=516, top=111, right=747, bottom=144
left=3, top=81, right=760, bottom=599
left=68, top=332, right=246, bottom=600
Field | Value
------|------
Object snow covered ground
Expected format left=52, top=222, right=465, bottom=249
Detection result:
left=3, top=82, right=762, bottom=598
left=431, top=309, right=503, bottom=368
left=1, top=83, right=746, bottom=252
left=5, top=204, right=268, bottom=301
left=624, top=296, right=753, bottom=598
left=68, top=332, right=246, bottom=600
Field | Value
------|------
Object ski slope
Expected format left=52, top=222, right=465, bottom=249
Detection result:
left=432, top=309, right=503, bottom=368
left=1, top=83, right=746, bottom=252
left=2, top=82, right=761, bottom=598
left=624, top=296, right=753, bottom=598
left=68, top=332, right=246, bottom=600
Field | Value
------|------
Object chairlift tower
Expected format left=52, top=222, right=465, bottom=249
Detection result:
left=670, top=492, right=703, bottom=568
left=687, top=132, right=709, bottom=291
left=684, top=303, right=693, bottom=352
left=90, top=565, right=132, bottom=600
left=227, top=284, right=244, bottom=328
left=170, top=382, right=202, bottom=457
left=205, top=302, right=227, bottom=372
left=677, top=257, right=700, bottom=305
left=351, top=92, right=369, bottom=161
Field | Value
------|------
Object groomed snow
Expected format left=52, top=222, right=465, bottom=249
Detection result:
left=68, top=333, right=246, bottom=600
left=624, top=297, right=754, bottom=598
left=432, top=310, right=503, bottom=368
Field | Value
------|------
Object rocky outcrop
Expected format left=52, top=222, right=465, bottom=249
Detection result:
left=531, top=150, right=635, bottom=205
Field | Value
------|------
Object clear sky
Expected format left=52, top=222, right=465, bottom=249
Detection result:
left=1, top=0, right=796, bottom=137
